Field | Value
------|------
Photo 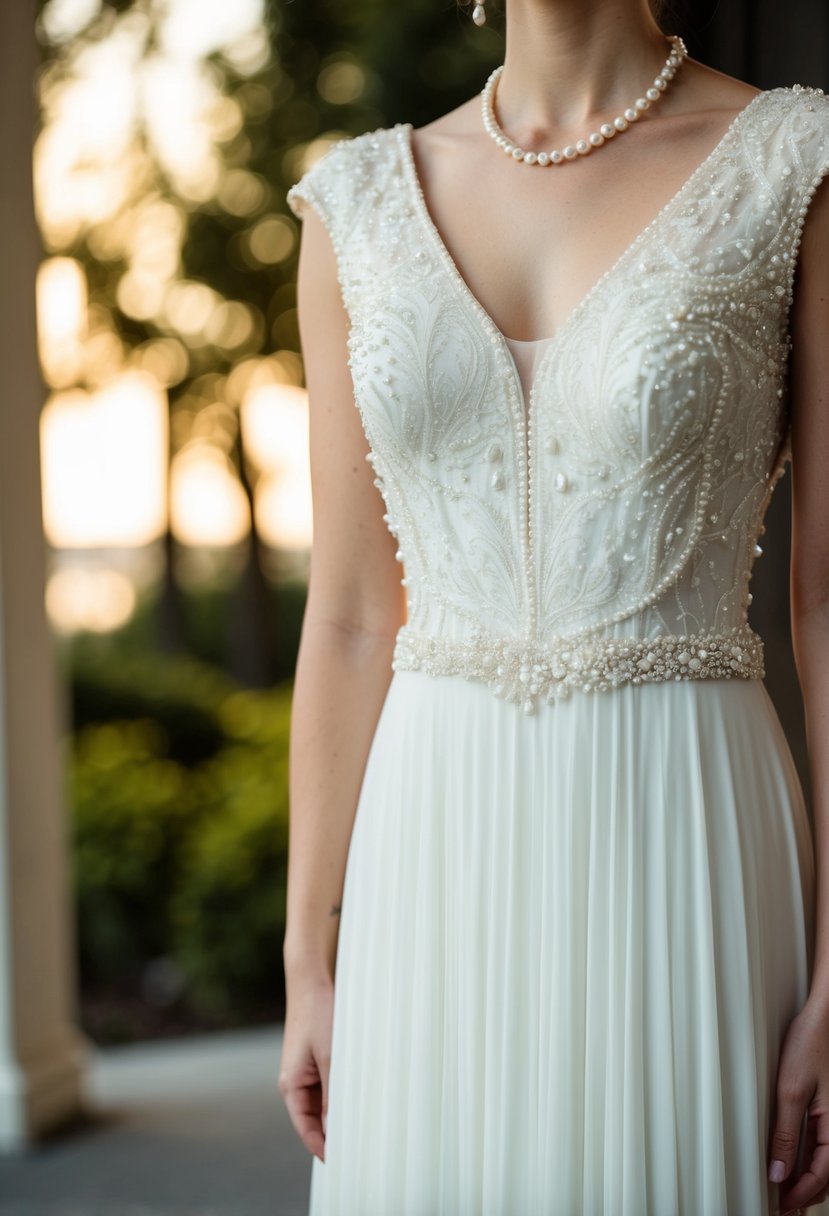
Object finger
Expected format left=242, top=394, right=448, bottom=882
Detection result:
left=779, top=1139, right=829, bottom=1212
left=283, top=1081, right=326, bottom=1162
left=769, top=1086, right=811, bottom=1185
left=788, top=1109, right=821, bottom=1195
left=779, top=1106, right=829, bottom=1210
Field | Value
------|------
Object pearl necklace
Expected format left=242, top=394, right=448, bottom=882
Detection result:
left=481, top=34, right=688, bottom=166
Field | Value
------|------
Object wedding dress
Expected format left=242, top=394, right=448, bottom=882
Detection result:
left=287, top=84, right=829, bottom=1215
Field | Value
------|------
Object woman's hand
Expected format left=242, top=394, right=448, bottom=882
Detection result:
left=768, top=998, right=829, bottom=1214
left=278, top=968, right=335, bottom=1163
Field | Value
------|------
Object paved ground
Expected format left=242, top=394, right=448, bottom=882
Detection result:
left=0, top=1026, right=313, bottom=1216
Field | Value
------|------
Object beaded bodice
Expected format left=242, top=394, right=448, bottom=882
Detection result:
left=287, top=85, right=829, bottom=712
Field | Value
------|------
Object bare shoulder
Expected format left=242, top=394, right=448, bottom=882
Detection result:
left=672, top=58, right=762, bottom=115
left=406, top=92, right=487, bottom=171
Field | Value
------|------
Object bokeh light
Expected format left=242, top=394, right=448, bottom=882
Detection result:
left=35, top=0, right=316, bottom=634
left=241, top=383, right=312, bottom=550
left=46, top=566, right=137, bottom=634
left=40, top=371, right=168, bottom=548
left=37, top=256, right=88, bottom=387
left=170, top=442, right=250, bottom=546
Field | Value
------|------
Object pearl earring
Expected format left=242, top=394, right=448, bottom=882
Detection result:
left=472, top=1, right=486, bottom=25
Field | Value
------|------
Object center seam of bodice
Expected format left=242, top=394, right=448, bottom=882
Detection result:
left=503, top=335, right=556, bottom=415
left=396, top=90, right=775, bottom=642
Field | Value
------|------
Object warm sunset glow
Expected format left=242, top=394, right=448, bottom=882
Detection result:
left=37, top=256, right=88, bottom=387
left=140, top=58, right=225, bottom=202
left=46, top=566, right=137, bottom=634
left=163, top=279, right=221, bottom=340
left=35, top=0, right=301, bottom=578
left=170, top=442, right=251, bottom=546
left=257, top=469, right=313, bottom=550
left=36, top=0, right=267, bottom=241
left=40, top=0, right=103, bottom=45
left=40, top=372, right=168, bottom=548
left=158, top=0, right=264, bottom=61
left=241, top=383, right=313, bottom=549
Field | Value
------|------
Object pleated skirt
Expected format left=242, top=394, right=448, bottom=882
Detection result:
left=307, top=669, right=821, bottom=1216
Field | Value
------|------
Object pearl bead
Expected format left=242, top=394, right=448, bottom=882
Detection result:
left=478, top=36, right=687, bottom=167
left=393, top=625, right=765, bottom=713
left=320, top=76, right=810, bottom=717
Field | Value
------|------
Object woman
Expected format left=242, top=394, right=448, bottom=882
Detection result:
left=279, top=0, right=829, bottom=1212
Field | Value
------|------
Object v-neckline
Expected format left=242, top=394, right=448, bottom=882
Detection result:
left=394, top=87, right=776, bottom=633
left=395, top=87, right=773, bottom=366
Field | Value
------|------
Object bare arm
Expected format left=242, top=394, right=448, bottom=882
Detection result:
left=766, top=169, right=829, bottom=1210
left=284, top=205, right=407, bottom=983
left=278, top=193, right=406, bottom=1162
left=789, top=171, right=829, bottom=1009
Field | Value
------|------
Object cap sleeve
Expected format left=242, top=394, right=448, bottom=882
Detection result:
left=771, top=87, right=829, bottom=476
left=286, top=137, right=351, bottom=258
left=789, top=87, right=829, bottom=213
left=285, top=126, right=390, bottom=314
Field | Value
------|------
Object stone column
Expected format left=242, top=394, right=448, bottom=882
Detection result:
left=0, top=0, right=87, bottom=1151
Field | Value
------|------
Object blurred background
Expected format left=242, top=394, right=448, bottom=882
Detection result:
left=0, top=0, right=827, bottom=1212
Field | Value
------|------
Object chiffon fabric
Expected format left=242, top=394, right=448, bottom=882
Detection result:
left=284, top=85, right=829, bottom=1214
left=311, top=668, right=817, bottom=1215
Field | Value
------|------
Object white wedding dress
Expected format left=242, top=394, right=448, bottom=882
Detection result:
left=287, top=84, right=829, bottom=1215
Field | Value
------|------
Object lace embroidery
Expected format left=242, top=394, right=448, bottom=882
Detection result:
left=392, top=623, right=765, bottom=713
left=286, top=85, right=829, bottom=709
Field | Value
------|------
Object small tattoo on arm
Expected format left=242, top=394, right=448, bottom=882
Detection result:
left=329, top=903, right=342, bottom=917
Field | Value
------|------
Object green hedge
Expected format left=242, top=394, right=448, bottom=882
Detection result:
left=171, top=686, right=292, bottom=1018
left=66, top=648, right=295, bottom=1036
left=70, top=718, right=201, bottom=982
left=67, top=638, right=233, bottom=766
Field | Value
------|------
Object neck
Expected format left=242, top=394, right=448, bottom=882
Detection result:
left=497, top=0, right=672, bottom=140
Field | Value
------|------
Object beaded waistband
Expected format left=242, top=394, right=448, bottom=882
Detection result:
left=391, top=623, right=765, bottom=713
